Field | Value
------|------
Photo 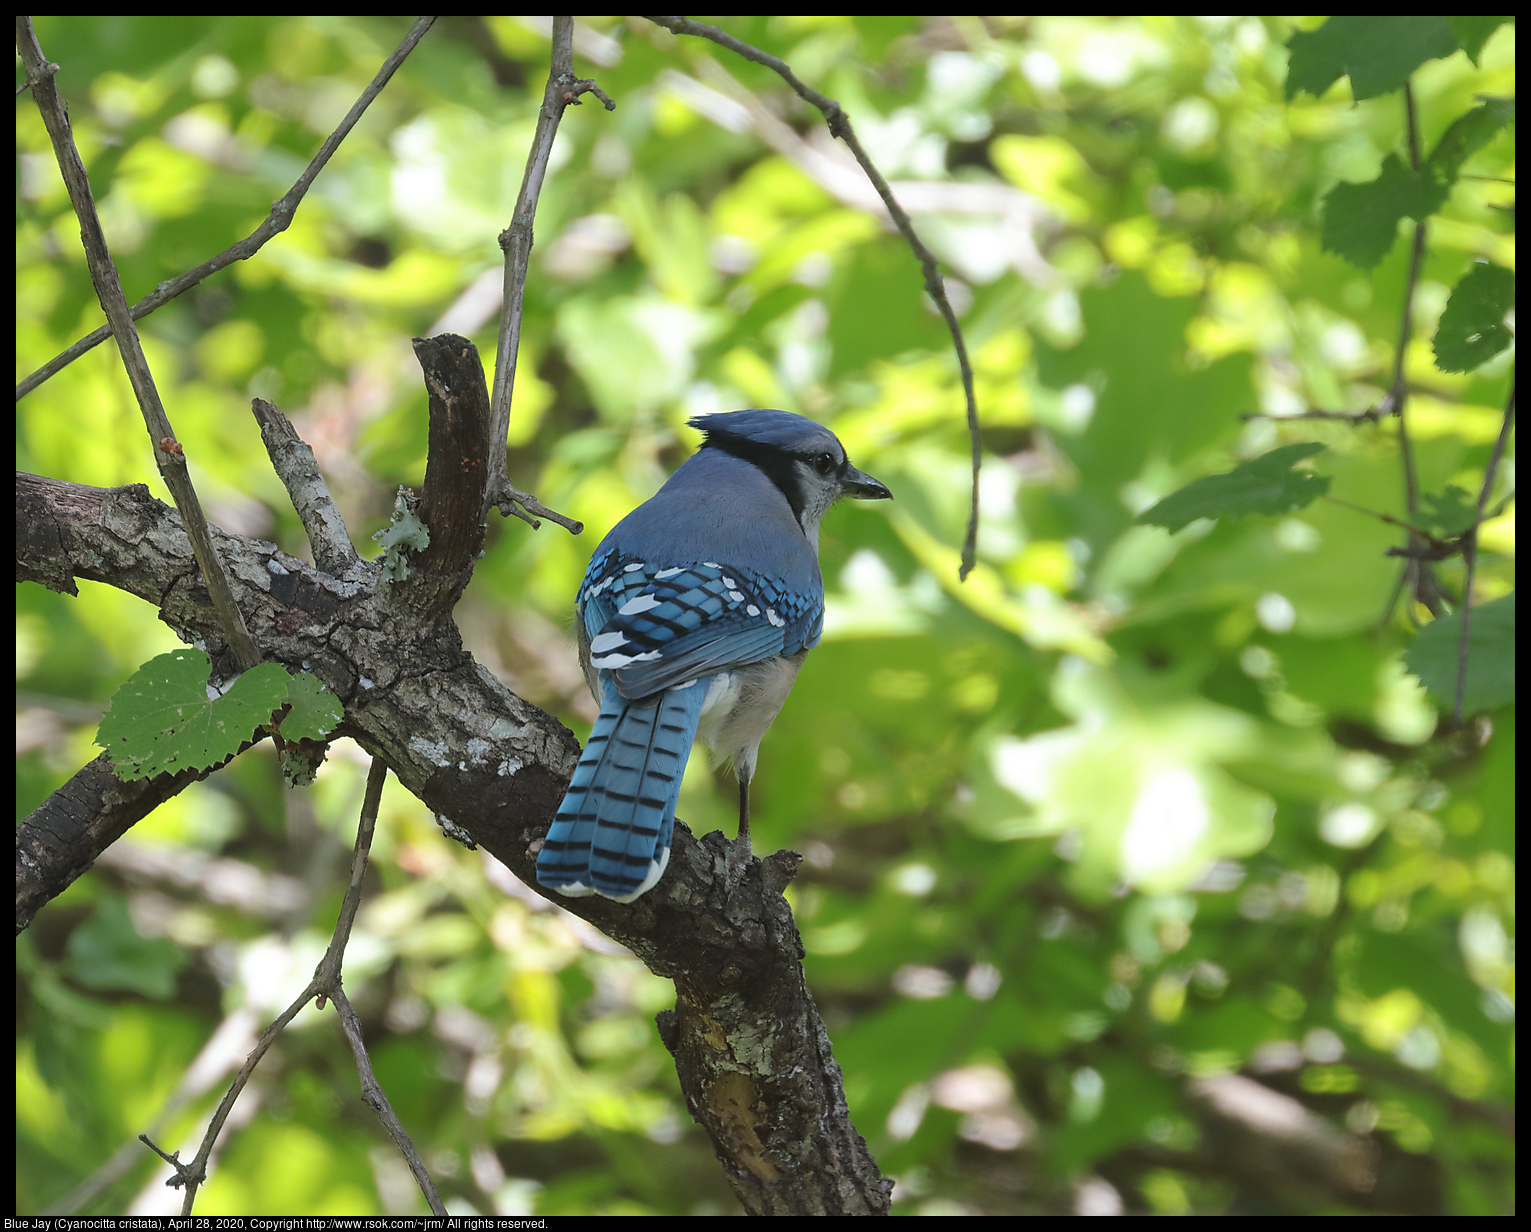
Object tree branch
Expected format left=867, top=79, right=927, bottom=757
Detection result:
left=484, top=13, right=599, bottom=535
left=14, top=469, right=580, bottom=935
left=251, top=399, right=363, bottom=581
left=18, top=17, right=260, bottom=671
left=142, top=758, right=445, bottom=1216
left=15, top=17, right=437, bottom=402
left=16, top=464, right=888, bottom=1213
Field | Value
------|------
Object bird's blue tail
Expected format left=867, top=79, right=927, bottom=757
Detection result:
left=536, top=678, right=709, bottom=901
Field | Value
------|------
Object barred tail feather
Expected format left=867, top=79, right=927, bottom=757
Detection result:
left=536, top=678, right=709, bottom=901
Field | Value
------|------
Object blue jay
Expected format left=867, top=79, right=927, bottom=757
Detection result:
left=536, top=410, right=891, bottom=902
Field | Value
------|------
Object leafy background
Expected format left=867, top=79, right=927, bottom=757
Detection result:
left=16, top=15, right=1514, bottom=1216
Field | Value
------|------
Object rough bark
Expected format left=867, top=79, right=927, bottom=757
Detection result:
left=15, top=457, right=890, bottom=1213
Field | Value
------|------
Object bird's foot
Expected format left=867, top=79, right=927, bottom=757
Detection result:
left=725, top=831, right=754, bottom=888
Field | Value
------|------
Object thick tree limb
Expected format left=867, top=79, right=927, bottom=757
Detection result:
left=16, top=455, right=889, bottom=1212
left=16, top=14, right=892, bottom=1208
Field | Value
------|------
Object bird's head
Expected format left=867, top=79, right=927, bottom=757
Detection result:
left=688, top=409, right=891, bottom=545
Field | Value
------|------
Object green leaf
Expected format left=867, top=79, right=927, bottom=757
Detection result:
left=64, top=898, right=187, bottom=999
left=1404, top=591, right=1515, bottom=712
left=1286, top=16, right=1459, bottom=101
left=95, top=650, right=338, bottom=780
left=1427, top=98, right=1516, bottom=185
left=1433, top=261, right=1515, bottom=373
left=1321, top=154, right=1450, bottom=269
left=1446, top=16, right=1513, bottom=66
left=1136, top=444, right=1330, bottom=534
left=1417, top=486, right=1480, bottom=537
left=277, top=670, right=346, bottom=743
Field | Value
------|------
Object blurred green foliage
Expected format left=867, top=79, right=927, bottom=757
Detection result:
left=17, top=15, right=1514, bottom=1216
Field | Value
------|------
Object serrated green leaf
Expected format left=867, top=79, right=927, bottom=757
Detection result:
left=221, top=660, right=297, bottom=714
left=1286, top=17, right=1458, bottom=102
left=64, top=898, right=187, bottom=999
left=1321, top=154, right=1450, bottom=269
left=1446, top=16, right=1513, bottom=66
left=278, top=670, right=345, bottom=743
left=1433, top=262, right=1515, bottom=373
left=96, top=650, right=282, bottom=779
left=1136, top=444, right=1330, bottom=534
left=1404, top=592, right=1515, bottom=713
left=1418, top=486, right=1480, bottom=537
left=1428, top=98, right=1516, bottom=185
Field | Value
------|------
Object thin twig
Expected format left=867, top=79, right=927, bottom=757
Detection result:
left=164, top=977, right=319, bottom=1212
left=1322, top=495, right=1457, bottom=553
left=152, top=758, right=445, bottom=1216
left=16, top=17, right=437, bottom=402
left=1241, top=406, right=1385, bottom=423
left=314, top=761, right=445, bottom=1213
left=1377, top=82, right=1437, bottom=624
left=1453, top=374, right=1515, bottom=727
left=332, top=984, right=446, bottom=1212
left=485, top=14, right=603, bottom=535
left=1243, top=377, right=1507, bottom=422
left=17, top=17, right=260, bottom=672
left=645, top=14, right=983, bottom=580
left=314, top=757, right=389, bottom=991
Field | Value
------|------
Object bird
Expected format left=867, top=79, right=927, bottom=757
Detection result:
left=535, top=409, right=892, bottom=902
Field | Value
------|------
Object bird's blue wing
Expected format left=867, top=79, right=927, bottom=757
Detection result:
left=538, top=548, right=823, bottom=901
left=576, top=549, right=823, bottom=700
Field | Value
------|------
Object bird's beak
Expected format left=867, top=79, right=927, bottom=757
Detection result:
left=842, top=465, right=892, bottom=501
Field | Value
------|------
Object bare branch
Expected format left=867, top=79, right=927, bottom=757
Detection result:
left=159, top=974, right=317, bottom=1212
left=646, top=14, right=983, bottom=580
left=1241, top=406, right=1386, bottom=423
left=413, top=335, right=492, bottom=583
left=252, top=399, right=363, bottom=579
left=333, top=985, right=445, bottom=1214
left=15, top=742, right=258, bottom=935
left=16, top=17, right=437, bottom=402
left=152, top=758, right=445, bottom=1216
left=314, top=758, right=388, bottom=994
left=17, top=18, right=260, bottom=671
left=485, top=14, right=601, bottom=535
left=1323, top=495, right=1458, bottom=553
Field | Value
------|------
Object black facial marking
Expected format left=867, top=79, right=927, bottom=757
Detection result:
left=700, top=430, right=846, bottom=526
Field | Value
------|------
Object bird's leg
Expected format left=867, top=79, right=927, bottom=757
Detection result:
left=727, top=771, right=753, bottom=886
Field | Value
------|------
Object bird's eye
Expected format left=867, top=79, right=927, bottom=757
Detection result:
left=812, top=452, right=836, bottom=476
